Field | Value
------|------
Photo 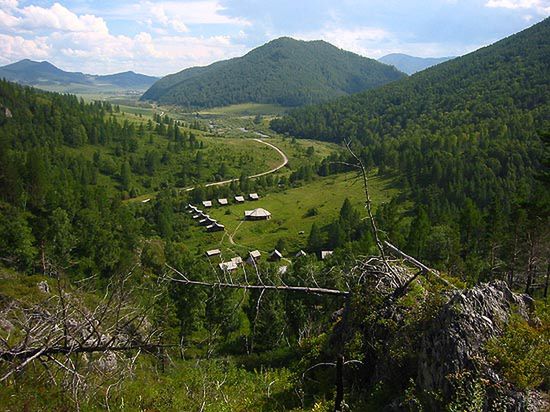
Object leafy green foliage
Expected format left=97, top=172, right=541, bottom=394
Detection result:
left=272, top=19, right=550, bottom=285
left=486, top=312, right=550, bottom=390
left=141, top=37, right=405, bottom=108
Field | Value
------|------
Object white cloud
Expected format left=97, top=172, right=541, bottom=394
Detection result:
left=0, top=1, right=250, bottom=75
left=0, top=0, right=18, bottom=10
left=0, top=2, right=109, bottom=33
left=148, top=4, right=189, bottom=32
left=485, top=0, right=550, bottom=15
left=141, top=1, right=250, bottom=26
left=291, top=26, right=393, bottom=57
left=0, top=34, right=50, bottom=64
left=0, top=8, right=20, bottom=28
left=288, top=24, right=483, bottom=60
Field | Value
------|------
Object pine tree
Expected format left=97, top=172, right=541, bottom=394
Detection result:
left=407, top=206, right=431, bottom=258
left=307, top=222, right=323, bottom=253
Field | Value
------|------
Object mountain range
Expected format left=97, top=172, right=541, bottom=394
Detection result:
left=378, top=53, right=455, bottom=74
left=0, top=59, right=158, bottom=91
left=141, top=37, right=406, bottom=108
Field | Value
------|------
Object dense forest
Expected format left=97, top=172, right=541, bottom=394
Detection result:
left=141, top=37, right=405, bottom=108
left=0, top=80, right=301, bottom=277
left=0, top=20, right=548, bottom=412
left=272, top=18, right=550, bottom=290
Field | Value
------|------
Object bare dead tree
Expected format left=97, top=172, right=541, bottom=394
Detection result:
left=0, top=265, right=169, bottom=408
left=165, top=264, right=349, bottom=296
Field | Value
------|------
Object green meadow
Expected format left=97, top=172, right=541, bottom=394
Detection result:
left=183, top=171, right=399, bottom=258
left=198, top=102, right=290, bottom=116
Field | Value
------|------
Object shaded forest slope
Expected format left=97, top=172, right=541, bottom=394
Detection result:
left=141, top=37, right=405, bottom=108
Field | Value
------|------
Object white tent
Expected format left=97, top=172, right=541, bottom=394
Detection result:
left=244, top=208, right=271, bottom=220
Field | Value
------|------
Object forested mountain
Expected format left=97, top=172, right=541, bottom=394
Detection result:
left=0, top=59, right=158, bottom=90
left=272, top=18, right=549, bottom=283
left=141, top=37, right=406, bottom=108
left=378, top=53, right=455, bottom=74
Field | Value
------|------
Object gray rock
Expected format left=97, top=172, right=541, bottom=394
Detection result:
left=418, top=280, right=541, bottom=411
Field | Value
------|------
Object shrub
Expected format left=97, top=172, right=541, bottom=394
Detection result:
left=486, top=313, right=549, bottom=391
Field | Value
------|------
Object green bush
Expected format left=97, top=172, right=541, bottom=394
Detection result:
left=486, top=313, right=549, bottom=391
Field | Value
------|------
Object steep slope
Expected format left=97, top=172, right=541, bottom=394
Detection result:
left=272, top=19, right=549, bottom=143
left=272, top=19, right=549, bottom=280
left=0, top=60, right=158, bottom=90
left=141, top=37, right=406, bottom=107
left=378, top=53, right=455, bottom=74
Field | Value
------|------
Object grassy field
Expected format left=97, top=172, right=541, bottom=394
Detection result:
left=182, top=171, right=399, bottom=258
left=127, top=135, right=342, bottom=202
left=198, top=103, right=290, bottom=116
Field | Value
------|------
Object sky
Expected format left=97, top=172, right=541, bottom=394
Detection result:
left=0, top=0, right=548, bottom=76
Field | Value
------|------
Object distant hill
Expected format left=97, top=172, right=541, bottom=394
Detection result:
left=0, top=59, right=158, bottom=91
left=378, top=53, right=455, bottom=74
left=141, top=37, right=406, bottom=108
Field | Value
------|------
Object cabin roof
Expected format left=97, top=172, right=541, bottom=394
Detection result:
left=231, top=256, right=243, bottom=264
left=249, top=250, right=261, bottom=259
left=278, top=266, right=288, bottom=275
left=270, top=249, right=283, bottom=259
left=321, top=250, right=334, bottom=259
left=205, top=249, right=221, bottom=257
left=219, top=261, right=237, bottom=271
left=295, top=250, right=307, bottom=258
left=244, top=208, right=271, bottom=218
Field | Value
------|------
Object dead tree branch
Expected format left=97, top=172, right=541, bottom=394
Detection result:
left=0, top=264, right=168, bottom=404
left=384, top=241, right=457, bottom=290
left=165, top=264, right=350, bottom=297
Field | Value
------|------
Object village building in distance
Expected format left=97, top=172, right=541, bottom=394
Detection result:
left=244, top=208, right=271, bottom=220
left=207, top=222, right=225, bottom=232
left=247, top=250, right=261, bottom=264
left=295, top=250, right=307, bottom=258
left=219, top=261, right=238, bottom=272
left=205, top=249, right=221, bottom=258
left=321, top=250, right=333, bottom=260
left=269, top=249, right=283, bottom=261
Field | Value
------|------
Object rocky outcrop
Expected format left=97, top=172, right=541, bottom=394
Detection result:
left=418, top=280, right=541, bottom=411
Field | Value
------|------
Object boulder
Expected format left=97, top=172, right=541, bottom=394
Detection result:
left=418, top=280, right=541, bottom=411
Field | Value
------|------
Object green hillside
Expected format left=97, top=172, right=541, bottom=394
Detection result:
left=141, top=37, right=406, bottom=108
left=272, top=18, right=550, bottom=282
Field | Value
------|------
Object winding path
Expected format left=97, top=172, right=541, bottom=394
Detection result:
left=181, top=138, right=288, bottom=192
left=136, top=137, right=288, bottom=203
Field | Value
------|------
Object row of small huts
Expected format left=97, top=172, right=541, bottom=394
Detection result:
left=201, top=193, right=260, bottom=209
left=186, top=204, right=224, bottom=232
left=203, top=248, right=335, bottom=273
